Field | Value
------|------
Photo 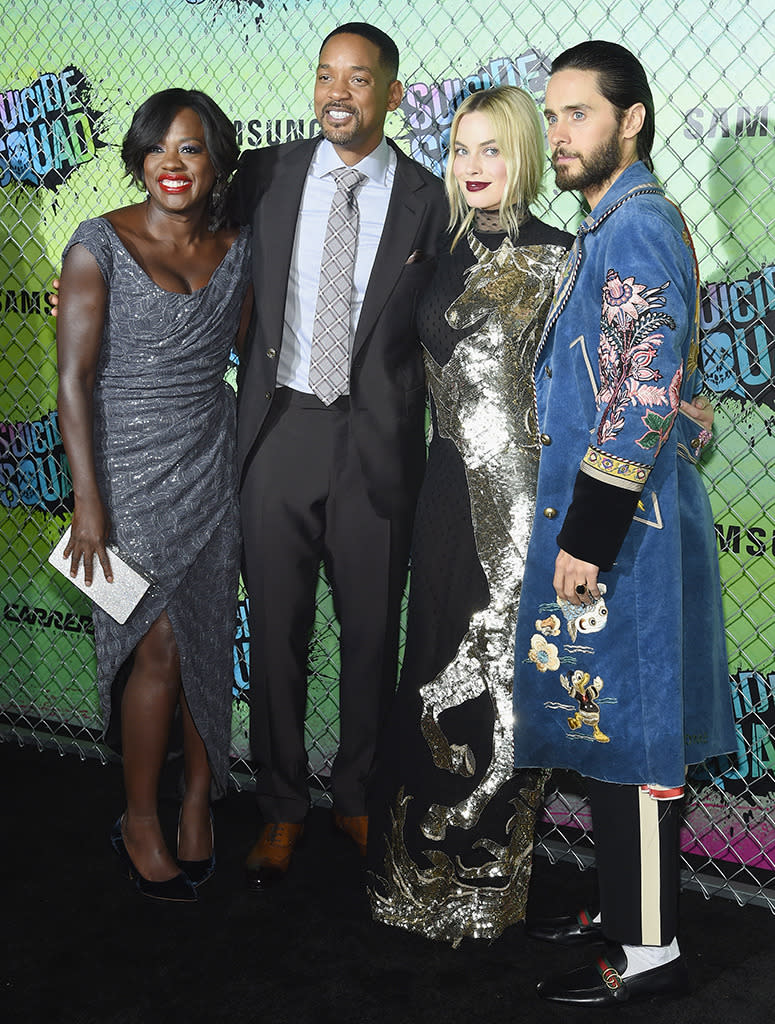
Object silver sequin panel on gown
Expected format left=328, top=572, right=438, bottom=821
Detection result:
left=372, top=236, right=568, bottom=942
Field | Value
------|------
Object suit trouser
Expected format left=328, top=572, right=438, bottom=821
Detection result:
left=586, top=778, right=681, bottom=946
left=240, top=388, right=412, bottom=822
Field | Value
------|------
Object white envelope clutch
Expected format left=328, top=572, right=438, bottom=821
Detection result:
left=48, top=527, right=154, bottom=624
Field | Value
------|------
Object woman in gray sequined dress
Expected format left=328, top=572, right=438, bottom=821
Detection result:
left=56, top=90, right=252, bottom=901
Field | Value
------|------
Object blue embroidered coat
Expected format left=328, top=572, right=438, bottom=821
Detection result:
left=513, top=162, right=737, bottom=788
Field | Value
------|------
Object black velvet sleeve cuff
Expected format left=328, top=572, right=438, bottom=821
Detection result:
left=556, top=470, right=641, bottom=571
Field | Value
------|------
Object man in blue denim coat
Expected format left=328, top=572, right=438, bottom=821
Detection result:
left=513, top=41, right=737, bottom=1007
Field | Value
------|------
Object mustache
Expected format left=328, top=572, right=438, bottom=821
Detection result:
left=322, top=103, right=358, bottom=115
left=552, top=148, right=581, bottom=163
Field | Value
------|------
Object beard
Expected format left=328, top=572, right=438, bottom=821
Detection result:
left=319, top=104, right=362, bottom=145
left=552, top=130, right=623, bottom=194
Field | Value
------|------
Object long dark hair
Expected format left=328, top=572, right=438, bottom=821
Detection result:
left=551, top=41, right=655, bottom=172
left=121, top=89, right=239, bottom=225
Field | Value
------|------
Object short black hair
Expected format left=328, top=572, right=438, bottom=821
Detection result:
left=551, top=40, right=655, bottom=172
left=319, top=23, right=399, bottom=81
left=121, top=89, right=239, bottom=188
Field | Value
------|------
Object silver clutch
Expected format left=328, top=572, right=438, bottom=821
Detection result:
left=48, top=526, right=154, bottom=624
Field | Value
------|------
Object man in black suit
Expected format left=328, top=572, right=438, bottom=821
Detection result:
left=231, top=23, right=447, bottom=887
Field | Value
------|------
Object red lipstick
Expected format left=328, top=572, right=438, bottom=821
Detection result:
left=466, top=181, right=490, bottom=192
left=159, top=174, right=192, bottom=193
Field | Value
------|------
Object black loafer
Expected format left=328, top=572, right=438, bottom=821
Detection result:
left=526, top=907, right=603, bottom=945
left=537, top=941, right=689, bottom=1006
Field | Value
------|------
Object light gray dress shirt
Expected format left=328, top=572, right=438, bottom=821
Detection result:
left=277, top=136, right=397, bottom=393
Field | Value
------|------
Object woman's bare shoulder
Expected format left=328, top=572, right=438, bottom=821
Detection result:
left=215, top=224, right=241, bottom=247
left=101, top=203, right=145, bottom=235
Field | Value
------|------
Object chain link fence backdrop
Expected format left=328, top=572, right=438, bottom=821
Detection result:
left=2, top=0, right=774, bottom=909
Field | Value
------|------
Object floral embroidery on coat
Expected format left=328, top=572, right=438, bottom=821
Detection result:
left=636, top=365, right=683, bottom=455
left=596, top=269, right=677, bottom=447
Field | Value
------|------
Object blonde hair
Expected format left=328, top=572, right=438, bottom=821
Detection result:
left=444, top=85, right=546, bottom=249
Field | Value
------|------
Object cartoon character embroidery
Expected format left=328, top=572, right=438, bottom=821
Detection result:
left=561, top=670, right=609, bottom=743
left=556, top=583, right=608, bottom=643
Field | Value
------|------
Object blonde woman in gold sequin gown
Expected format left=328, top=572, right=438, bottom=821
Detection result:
left=367, top=86, right=573, bottom=943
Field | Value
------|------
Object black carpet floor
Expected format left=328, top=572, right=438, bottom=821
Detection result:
left=4, top=738, right=775, bottom=1024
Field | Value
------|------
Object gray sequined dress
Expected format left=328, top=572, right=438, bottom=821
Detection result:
left=369, top=215, right=572, bottom=942
left=62, top=217, right=251, bottom=796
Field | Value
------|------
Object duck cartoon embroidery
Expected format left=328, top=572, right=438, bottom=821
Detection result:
left=561, top=669, right=610, bottom=742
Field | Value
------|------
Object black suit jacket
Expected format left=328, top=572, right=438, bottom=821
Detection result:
left=231, top=136, right=447, bottom=519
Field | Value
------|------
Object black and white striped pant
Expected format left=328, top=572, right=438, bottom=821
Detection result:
left=586, top=778, right=682, bottom=946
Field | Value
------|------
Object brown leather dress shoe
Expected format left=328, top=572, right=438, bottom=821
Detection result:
left=244, top=822, right=304, bottom=891
left=333, top=813, right=368, bottom=857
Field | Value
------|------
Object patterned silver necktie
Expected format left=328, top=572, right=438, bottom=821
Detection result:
left=309, top=166, right=367, bottom=405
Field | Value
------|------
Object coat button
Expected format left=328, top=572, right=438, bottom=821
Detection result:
left=540, top=433, right=552, bottom=446
left=266, top=348, right=276, bottom=359
left=264, top=391, right=272, bottom=400
left=543, top=507, right=558, bottom=519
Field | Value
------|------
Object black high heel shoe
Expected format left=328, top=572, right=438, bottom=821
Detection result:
left=110, top=816, right=198, bottom=902
left=176, top=809, right=215, bottom=887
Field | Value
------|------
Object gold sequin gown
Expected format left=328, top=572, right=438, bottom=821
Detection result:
left=368, top=214, right=572, bottom=943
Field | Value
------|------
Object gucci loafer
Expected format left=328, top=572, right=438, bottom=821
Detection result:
left=525, top=907, right=603, bottom=945
left=537, top=941, right=689, bottom=1006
